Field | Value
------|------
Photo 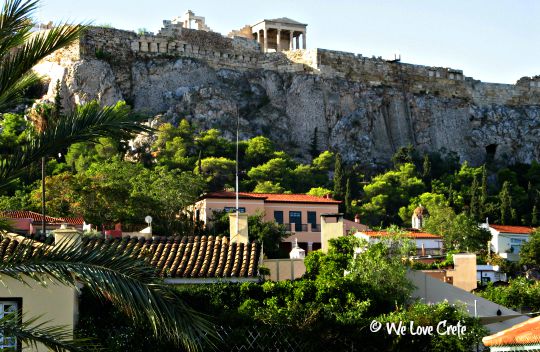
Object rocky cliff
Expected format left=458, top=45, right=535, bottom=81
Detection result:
left=32, top=27, right=540, bottom=168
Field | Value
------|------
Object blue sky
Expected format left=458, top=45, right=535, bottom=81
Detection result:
left=36, top=0, right=539, bottom=83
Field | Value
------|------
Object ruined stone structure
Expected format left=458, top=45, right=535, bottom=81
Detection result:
left=247, top=18, right=307, bottom=52
left=32, top=13, right=540, bottom=168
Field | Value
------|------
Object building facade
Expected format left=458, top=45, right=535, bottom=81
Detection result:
left=483, top=224, right=534, bottom=262
left=193, top=191, right=341, bottom=252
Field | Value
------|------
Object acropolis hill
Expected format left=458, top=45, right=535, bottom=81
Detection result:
left=34, top=11, right=540, bottom=167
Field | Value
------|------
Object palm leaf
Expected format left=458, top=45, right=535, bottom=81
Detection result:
left=0, top=237, right=215, bottom=351
left=0, top=0, right=84, bottom=110
left=0, top=313, right=98, bottom=351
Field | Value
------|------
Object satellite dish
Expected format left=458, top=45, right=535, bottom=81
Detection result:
left=145, top=216, right=153, bottom=225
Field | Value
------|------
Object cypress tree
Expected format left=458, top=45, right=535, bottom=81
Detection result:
left=480, top=165, right=488, bottom=219
left=532, top=205, right=538, bottom=226
left=499, top=181, right=513, bottom=225
left=470, top=175, right=479, bottom=219
left=333, top=153, right=344, bottom=200
left=310, top=127, right=319, bottom=159
left=345, top=178, right=352, bottom=217
left=422, top=154, right=432, bottom=189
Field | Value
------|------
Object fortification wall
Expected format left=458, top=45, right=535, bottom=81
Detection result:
left=71, top=27, right=540, bottom=108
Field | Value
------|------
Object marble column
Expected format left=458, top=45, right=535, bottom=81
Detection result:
left=257, top=30, right=261, bottom=47
left=263, top=27, right=268, bottom=52
left=289, top=31, right=294, bottom=50
left=277, top=29, right=281, bottom=52
left=302, top=31, right=307, bottom=49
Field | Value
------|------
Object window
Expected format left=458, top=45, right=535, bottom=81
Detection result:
left=510, top=238, right=527, bottom=253
left=274, top=211, right=284, bottom=224
left=224, top=207, right=246, bottom=213
left=307, top=211, right=317, bottom=231
left=0, top=299, right=21, bottom=350
left=289, top=211, right=302, bottom=232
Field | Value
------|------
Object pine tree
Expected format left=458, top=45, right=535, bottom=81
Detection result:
left=480, top=165, right=488, bottom=219
left=470, top=175, right=479, bottom=219
left=333, top=153, right=344, bottom=200
left=499, top=181, right=513, bottom=225
left=345, top=178, right=352, bottom=217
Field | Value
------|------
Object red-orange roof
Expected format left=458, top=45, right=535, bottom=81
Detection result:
left=490, top=224, right=534, bottom=234
left=203, top=191, right=341, bottom=204
left=1, top=211, right=84, bottom=225
left=483, top=316, right=540, bottom=347
left=358, top=230, right=442, bottom=239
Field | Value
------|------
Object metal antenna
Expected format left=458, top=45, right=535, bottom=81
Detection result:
left=235, top=106, right=240, bottom=241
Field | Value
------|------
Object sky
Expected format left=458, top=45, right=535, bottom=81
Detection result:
left=36, top=0, right=540, bottom=84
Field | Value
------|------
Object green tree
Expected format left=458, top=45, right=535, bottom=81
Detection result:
left=247, top=158, right=293, bottom=190
left=131, top=167, right=205, bottom=235
left=253, top=181, right=284, bottom=194
left=422, top=153, right=431, bottom=186
left=196, top=157, right=236, bottom=191
left=499, top=181, right=513, bottom=225
left=359, top=163, right=425, bottom=226
left=344, top=178, right=352, bottom=217
left=309, top=127, right=318, bottom=159
left=469, top=175, right=479, bottom=219
left=480, top=165, right=488, bottom=219
left=519, top=229, right=540, bottom=268
left=333, top=153, right=344, bottom=200
left=245, top=136, right=274, bottom=167
left=307, top=187, right=333, bottom=197
left=312, top=150, right=334, bottom=171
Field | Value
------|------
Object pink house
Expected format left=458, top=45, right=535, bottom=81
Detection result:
left=1, top=211, right=85, bottom=235
left=193, top=191, right=368, bottom=253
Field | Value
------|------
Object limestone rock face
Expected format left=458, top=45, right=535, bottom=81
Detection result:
left=34, top=59, right=123, bottom=111
left=36, top=55, right=540, bottom=168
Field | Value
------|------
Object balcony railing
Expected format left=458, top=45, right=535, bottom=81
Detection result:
left=310, top=224, right=320, bottom=232
left=283, top=223, right=308, bottom=232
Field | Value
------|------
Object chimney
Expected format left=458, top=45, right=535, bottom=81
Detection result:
left=229, top=212, right=249, bottom=244
left=320, top=213, right=344, bottom=253
left=446, top=253, right=477, bottom=292
left=354, top=214, right=360, bottom=223
left=289, top=238, right=305, bottom=259
left=53, top=224, right=82, bottom=249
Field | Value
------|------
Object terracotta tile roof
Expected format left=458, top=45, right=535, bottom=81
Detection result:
left=82, top=235, right=260, bottom=279
left=1, top=211, right=84, bottom=226
left=358, top=230, right=442, bottom=239
left=203, top=191, right=341, bottom=204
left=490, top=224, right=534, bottom=234
left=0, top=234, right=260, bottom=280
left=483, top=316, right=540, bottom=347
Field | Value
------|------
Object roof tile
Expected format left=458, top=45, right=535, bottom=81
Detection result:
left=490, top=224, right=534, bottom=234
left=483, top=316, right=540, bottom=347
left=203, top=191, right=341, bottom=204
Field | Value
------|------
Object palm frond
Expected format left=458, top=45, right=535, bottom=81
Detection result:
left=0, top=103, right=151, bottom=187
left=0, top=217, right=13, bottom=233
left=0, top=0, right=39, bottom=56
left=0, top=0, right=85, bottom=110
left=0, top=313, right=98, bottom=351
left=0, top=238, right=214, bottom=350
left=0, top=22, right=84, bottom=110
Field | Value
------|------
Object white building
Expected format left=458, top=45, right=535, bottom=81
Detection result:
left=483, top=224, right=534, bottom=262
left=354, top=229, right=443, bottom=256
left=477, top=264, right=508, bottom=284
